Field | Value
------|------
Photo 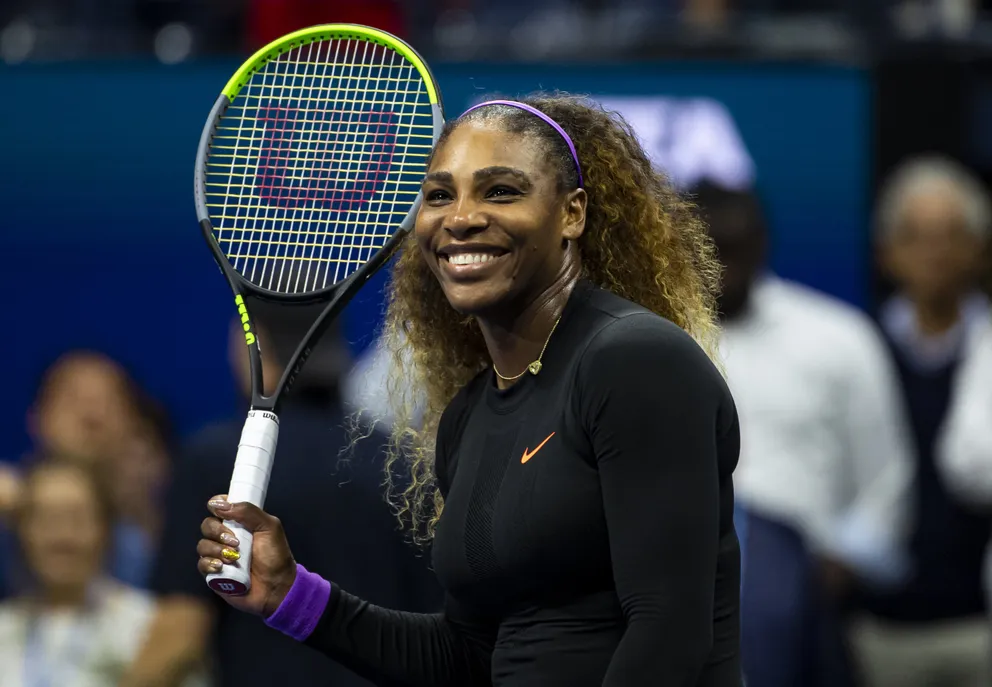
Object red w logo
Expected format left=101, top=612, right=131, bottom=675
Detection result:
left=255, top=105, right=397, bottom=211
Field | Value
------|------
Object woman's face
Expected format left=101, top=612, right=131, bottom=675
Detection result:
left=19, top=467, right=107, bottom=595
left=32, top=356, right=133, bottom=466
left=416, top=121, right=584, bottom=317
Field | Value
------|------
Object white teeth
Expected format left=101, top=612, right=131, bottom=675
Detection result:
left=447, top=253, right=497, bottom=266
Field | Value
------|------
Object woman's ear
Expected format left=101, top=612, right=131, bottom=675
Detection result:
left=561, top=188, right=587, bottom=242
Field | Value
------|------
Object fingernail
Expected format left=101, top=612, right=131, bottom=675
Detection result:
left=221, top=548, right=240, bottom=562
left=220, top=533, right=240, bottom=547
left=208, top=559, right=223, bottom=572
left=209, top=500, right=231, bottom=511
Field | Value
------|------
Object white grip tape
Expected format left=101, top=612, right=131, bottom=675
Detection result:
left=228, top=411, right=279, bottom=504
left=206, top=410, right=279, bottom=596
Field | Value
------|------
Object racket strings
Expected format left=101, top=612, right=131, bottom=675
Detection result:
left=236, top=40, right=408, bottom=293
left=205, top=37, right=433, bottom=295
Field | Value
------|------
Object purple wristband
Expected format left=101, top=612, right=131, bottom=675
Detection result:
left=263, top=563, right=331, bottom=641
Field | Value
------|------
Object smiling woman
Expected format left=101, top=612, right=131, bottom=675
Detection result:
left=384, top=94, right=729, bottom=532
left=197, top=92, right=743, bottom=687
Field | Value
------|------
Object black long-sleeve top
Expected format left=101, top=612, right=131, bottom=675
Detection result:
left=297, top=280, right=742, bottom=686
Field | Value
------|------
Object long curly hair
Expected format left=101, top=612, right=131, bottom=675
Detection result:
left=377, top=93, right=722, bottom=545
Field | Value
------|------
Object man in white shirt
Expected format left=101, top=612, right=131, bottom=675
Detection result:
left=722, top=275, right=914, bottom=583
left=697, top=180, right=914, bottom=587
left=692, top=180, right=914, bottom=686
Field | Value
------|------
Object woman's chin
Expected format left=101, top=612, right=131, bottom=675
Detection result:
left=440, top=281, right=510, bottom=317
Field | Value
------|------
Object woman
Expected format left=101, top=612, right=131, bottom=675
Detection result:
left=197, top=94, right=742, bottom=686
left=0, top=460, right=206, bottom=686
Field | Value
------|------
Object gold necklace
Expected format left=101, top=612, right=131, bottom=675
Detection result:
left=492, top=315, right=562, bottom=381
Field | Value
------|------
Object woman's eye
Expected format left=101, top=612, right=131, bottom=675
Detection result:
left=426, top=189, right=451, bottom=202
left=487, top=185, right=519, bottom=199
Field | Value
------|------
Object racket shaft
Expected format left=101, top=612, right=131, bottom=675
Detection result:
left=206, top=410, right=279, bottom=595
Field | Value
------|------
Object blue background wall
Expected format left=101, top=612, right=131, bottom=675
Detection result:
left=1, top=61, right=870, bottom=456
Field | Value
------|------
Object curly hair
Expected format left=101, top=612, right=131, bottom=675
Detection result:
left=377, top=92, right=723, bottom=545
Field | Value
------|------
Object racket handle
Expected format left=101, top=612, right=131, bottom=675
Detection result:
left=206, top=410, right=280, bottom=596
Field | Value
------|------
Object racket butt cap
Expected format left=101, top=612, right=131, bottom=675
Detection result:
left=207, top=577, right=250, bottom=596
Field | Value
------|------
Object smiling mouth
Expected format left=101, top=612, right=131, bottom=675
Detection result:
left=444, top=253, right=502, bottom=266
left=437, top=248, right=510, bottom=276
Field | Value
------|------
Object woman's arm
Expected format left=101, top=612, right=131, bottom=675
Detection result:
left=199, top=501, right=497, bottom=687
left=272, top=398, right=494, bottom=686
left=577, top=315, right=730, bottom=686
left=258, top=565, right=496, bottom=686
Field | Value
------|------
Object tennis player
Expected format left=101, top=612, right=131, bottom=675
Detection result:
left=197, top=94, right=742, bottom=686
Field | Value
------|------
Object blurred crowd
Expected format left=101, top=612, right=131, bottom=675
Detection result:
left=1, top=149, right=991, bottom=686
left=0, top=300, right=445, bottom=687
left=5, top=0, right=992, bottom=63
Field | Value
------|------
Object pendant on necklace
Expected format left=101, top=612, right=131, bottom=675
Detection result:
left=527, top=361, right=543, bottom=375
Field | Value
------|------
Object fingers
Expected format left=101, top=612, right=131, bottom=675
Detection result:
left=200, top=516, right=241, bottom=548
left=197, top=537, right=240, bottom=563
left=198, top=556, right=224, bottom=577
left=205, top=494, right=229, bottom=519
left=206, top=496, right=279, bottom=534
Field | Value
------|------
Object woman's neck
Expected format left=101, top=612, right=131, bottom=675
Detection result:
left=479, top=271, right=579, bottom=390
left=34, top=584, right=90, bottom=611
left=912, top=294, right=963, bottom=336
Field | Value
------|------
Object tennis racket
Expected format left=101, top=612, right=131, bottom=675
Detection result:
left=193, top=24, right=445, bottom=595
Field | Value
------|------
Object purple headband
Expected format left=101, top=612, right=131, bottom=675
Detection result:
left=460, top=99, right=584, bottom=188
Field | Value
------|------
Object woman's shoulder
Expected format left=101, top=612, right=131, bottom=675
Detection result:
left=97, top=578, right=156, bottom=624
left=575, top=288, right=729, bottom=403
left=92, top=580, right=157, bottom=663
left=581, top=289, right=713, bottom=367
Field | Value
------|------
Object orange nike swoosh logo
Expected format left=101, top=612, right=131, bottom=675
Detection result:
left=521, top=432, right=555, bottom=464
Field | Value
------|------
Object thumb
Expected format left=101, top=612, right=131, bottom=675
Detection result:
left=207, top=497, right=277, bottom=534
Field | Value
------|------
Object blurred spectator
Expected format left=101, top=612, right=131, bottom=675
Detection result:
left=26, top=351, right=137, bottom=469
left=1, top=351, right=167, bottom=596
left=851, top=155, right=992, bottom=687
left=123, top=298, right=443, bottom=687
left=693, top=179, right=915, bottom=687
left=0, top=460, right=204, bottom=686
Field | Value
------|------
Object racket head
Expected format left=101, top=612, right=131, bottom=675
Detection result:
left=194, top=24, right=444, bottom=303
